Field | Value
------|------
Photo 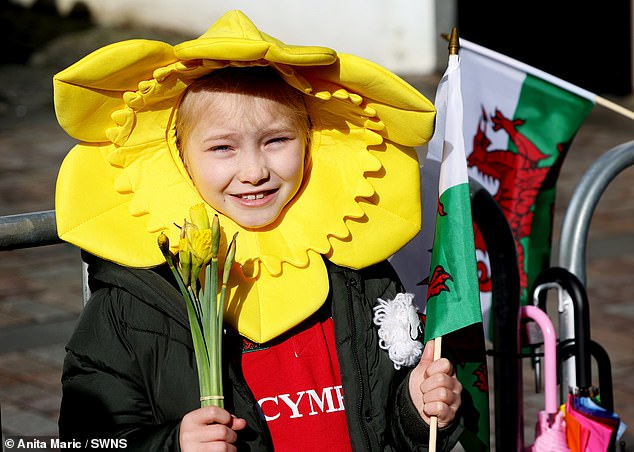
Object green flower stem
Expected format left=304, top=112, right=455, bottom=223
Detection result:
left=205, top=256, right=218, bottom=357
left=188, top=286, right=203, bottom=326
left=216, top=232, right=238, bottom=402
left=205, top=261, right=222, bottom=408
left=204, top=215, right=222, bottom=407
left=206, top=216, right=220, bottom=346
left=187, top=295, right=210, bottom=402
left=158, top=241, right=210, bottom=401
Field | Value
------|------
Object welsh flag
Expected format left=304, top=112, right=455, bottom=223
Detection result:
left=389, top=36, right=600, bottom=451
left=423, top=51, right=489, bottom=451
left=424, top=52, right=482, bottom=341
left=460, top=38, right=595, bottom=309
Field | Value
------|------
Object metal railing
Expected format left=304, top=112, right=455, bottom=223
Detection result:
left=556, top=139, right=634, bottom=404
left=558, top=140, right=634, bottom=284
left=0, top=210, right=61, bottom=251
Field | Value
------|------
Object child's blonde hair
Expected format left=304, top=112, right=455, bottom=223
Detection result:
left=175, top=66, right=311, bottom=152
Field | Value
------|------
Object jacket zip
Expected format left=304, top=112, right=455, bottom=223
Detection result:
left=347, top=276, right=372, bottom=450
left=226, top=332, right=274, bottom=451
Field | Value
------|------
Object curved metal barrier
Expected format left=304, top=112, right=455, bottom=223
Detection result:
left=556, top=140, right=634, bottom=400
left=558, top=140, right=634, bottom=283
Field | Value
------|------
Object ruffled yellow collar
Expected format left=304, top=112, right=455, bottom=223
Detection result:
left=54, top=10, right=435, bottom=343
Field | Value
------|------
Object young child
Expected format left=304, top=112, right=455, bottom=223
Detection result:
left=54, top=10, right=464, bottom=451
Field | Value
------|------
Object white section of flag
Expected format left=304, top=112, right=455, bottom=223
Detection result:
left=460, top=46, right=524, bottom=154
left=460, top=38, right=596, bottom=102
left=427, top=54, right=468, bottom=196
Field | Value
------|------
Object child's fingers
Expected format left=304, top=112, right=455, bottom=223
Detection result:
left=228, top=415, right=248, bottom=431
left=423, top=356, right=454, bottom=379
left=415, top=350, right=462, bottom=428
left=413, top=340, right=435, bottom=381
left=182, top=422, right=240, bottom=445
left=185, top=406, right=235, bottom=426
left=422, top=386, right=461, bottom=427
left=421, top=398, right=460, bottom=428
left=422, top=380, right=462, bottom=405
left=418, top=341, right=454, bottom=379
left=409, top=340, right=462, bottom=428
left=420, top=371, right=460, bottom=396
left=421, top=339, right=435, bottom=363
left=180, top=407, right=247, bottom=450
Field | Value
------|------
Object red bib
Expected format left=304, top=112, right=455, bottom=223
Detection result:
left=241, top=316, right=352, bottom=451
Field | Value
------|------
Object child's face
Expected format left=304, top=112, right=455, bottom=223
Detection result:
left=181, top=91, right=306, bottom=228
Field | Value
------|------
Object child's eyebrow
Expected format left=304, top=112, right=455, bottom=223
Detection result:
left=262, top=127, right=297, bottom=135
left=198, top=122, right=299, bottom=143
left=201, top=132, right=239, bottom=143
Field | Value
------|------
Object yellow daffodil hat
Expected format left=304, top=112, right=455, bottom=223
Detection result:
left=54, top=10, right=435, bottom=343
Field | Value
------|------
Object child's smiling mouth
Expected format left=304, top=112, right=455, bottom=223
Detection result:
left=232, top=189, right=278, bottom=205
left=242, top=193, right=264, bottom=201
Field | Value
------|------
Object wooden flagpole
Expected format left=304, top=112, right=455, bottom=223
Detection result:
left=428, top=336, right=443, bottom=452
left=595, top=95, right=634, bottom=121
left=429, top=27, right=460, bottom=452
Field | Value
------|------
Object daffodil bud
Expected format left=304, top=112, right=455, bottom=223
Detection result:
left=178, top=237, right=191, bottom=286
left=211, top=214, right=220, bottom=259
left=157, top=232, right=170, bottom=258
left=222, top=232, right=238, bottom=286
left=189, top=203, right=210, bottom=230
left=183, top=218, right=209, bottom=284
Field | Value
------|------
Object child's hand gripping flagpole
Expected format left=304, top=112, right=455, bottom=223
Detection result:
left=425, top=28, right=483, bottom=452
left=428, top=336, right=442, bottom=452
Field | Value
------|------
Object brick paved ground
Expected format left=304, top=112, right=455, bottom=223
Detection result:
left=1, top=26, right=633, bottom=450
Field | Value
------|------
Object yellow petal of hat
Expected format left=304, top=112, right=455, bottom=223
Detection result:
left=54, top=10, right=435, bottom=343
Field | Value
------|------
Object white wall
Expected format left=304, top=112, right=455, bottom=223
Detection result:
left=34, top=0, right=438, bottom=74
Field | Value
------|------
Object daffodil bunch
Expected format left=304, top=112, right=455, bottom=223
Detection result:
left=158, top=204, right=237, bottom=408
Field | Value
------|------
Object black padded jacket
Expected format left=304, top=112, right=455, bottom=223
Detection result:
left=59, top=253, right=463, bottom=451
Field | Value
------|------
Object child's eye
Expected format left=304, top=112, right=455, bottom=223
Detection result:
left=266, top=137, right=292, bottom=146
left=209, top=145, right=232, bottom=152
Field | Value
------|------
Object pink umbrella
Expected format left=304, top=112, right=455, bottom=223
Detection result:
left=522, top=305, right=570, bottom=452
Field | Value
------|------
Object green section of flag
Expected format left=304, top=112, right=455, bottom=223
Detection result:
left=511, top=75, right=594, bottom=301
left=424, top=183, right=482, bottom=341
left=425, top=183, right=488, bottom=449
left=456, top=360, right=490, bottom=451
left=443, top=321, right=490, bottom=450
left=512, top=75, right=594, bottom=166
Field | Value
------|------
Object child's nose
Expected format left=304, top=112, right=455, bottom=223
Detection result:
left=237, top=150, right=269, bottom=184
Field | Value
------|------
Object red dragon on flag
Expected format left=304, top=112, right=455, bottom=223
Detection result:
left=468, top=107, right=567, bottom=295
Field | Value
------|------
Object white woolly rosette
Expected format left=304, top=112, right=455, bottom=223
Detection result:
left=373, top=292, right=423, bottom=369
